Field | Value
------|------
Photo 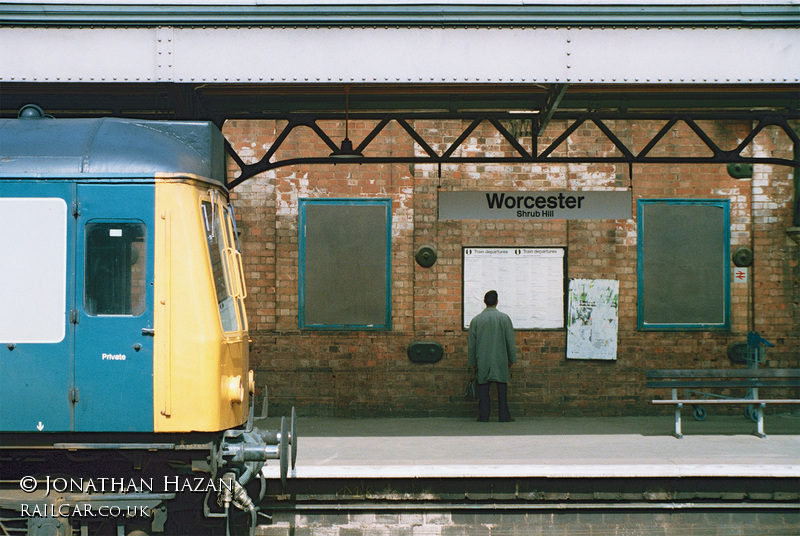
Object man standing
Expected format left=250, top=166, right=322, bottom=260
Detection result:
left=468, top=290, right=517, bottom=422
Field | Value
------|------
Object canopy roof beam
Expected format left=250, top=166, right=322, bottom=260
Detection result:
left=537, top=84, right=569, bottom=136
left=225, top=110, right=800, bottom=188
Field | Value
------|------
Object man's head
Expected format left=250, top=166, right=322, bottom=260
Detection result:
left=484, top=290, right=498, bottom=307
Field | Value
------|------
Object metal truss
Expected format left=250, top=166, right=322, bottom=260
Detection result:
left=224, top=111, right=799, bottom=189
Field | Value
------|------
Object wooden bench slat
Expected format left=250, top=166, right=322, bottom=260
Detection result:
left=652, top=399, right=800, bottom=405
left=646, top=368, right=800, bottom=379
left=646, top=379, right=799, bottom=389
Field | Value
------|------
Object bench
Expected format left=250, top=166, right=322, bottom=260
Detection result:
left=646, top=368, right=800, bottom=438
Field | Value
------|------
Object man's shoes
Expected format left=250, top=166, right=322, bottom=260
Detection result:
left=499, top=417, right=515, bottom=422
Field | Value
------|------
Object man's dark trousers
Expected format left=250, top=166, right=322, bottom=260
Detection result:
left=477, top=381, right=512, bottom=422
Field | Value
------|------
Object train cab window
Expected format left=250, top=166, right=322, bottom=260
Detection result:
left=84, top=222, right=146, bottom=316
left=202, top=201, right=241, bottom=333
left=222, top=204, right=248, bottom=331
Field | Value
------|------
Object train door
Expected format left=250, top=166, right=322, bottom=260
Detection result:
left=73, top=184, right=155, bottom=431
left=0, top=184, right=74, bottom=432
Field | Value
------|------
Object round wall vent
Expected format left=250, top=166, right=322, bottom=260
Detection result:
left=415, top=245, right=437, bottom=268
left=732, top=247, right=753, bottom=267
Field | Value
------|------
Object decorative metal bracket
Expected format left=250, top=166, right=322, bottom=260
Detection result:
left=224, top=111, right=800, bottom=189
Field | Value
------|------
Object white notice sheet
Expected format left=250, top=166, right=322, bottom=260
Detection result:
left=566, top=278, right=619, bottom=360
left=463, top=247, right=565, bottom=330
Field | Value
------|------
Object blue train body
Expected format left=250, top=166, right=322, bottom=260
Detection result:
left=0, top=116, right=223, bottom=433
left=0, top=110, right=294, bottom=536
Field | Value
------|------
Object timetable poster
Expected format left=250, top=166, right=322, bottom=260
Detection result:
left=462, top=247, right=565, bottom=330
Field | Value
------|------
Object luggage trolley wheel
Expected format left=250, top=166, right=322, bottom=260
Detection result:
left=692, top=405, right=707, bottom=421
left=745, top=405, right=759, bottom=423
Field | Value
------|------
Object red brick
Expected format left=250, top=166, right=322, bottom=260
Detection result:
left=222, top=118, right=799, bottom=417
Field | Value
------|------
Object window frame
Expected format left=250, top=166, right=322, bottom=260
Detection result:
left=83, top=220, right=147, bottom=318
left=201, top=194, right=248, bottom=336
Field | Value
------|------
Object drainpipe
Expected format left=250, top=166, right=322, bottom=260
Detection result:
left=794, top=140, right=799, bottom=228
left=787, top=132, right=800, bottom=244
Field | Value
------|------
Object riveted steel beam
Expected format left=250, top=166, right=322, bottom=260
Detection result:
left=2, top=2, right=799, bottom=28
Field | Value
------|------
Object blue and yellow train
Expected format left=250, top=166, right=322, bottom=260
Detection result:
left=0, top=106, right=294, bottom=536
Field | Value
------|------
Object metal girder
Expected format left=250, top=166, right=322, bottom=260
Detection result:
left=2, top=2, right=799, bottom=28
left=225, top=111, right=800, bottom=189
left=2, top=82, right=798, bottom=123
left=538, top=84, right=569, bottom=136
left=3, top=26, right=799, bottom=86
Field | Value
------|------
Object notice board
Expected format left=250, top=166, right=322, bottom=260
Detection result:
left=300, top=198, right=391, bottom=330
left=637, top=199, right=729, bottom=330
left=566, top=279, right=619, bottom=360
left=462, top=247, right=565, bottom=330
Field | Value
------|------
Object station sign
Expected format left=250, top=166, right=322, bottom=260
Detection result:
left=438, top=190, right=632, bottom=220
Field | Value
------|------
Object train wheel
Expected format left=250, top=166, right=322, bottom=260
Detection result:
left=291, top=406, right=298, bottom=470
left=279, top=416, right=289, bottom=489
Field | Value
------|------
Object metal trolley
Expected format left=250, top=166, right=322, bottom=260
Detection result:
left=690, top=331, right=775, bottom=422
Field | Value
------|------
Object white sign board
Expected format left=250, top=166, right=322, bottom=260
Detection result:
left=566, top=279, right=619, bottom=361
left=463, top=247, right=564, bottom=330
left=440, top=190, right=632, bottom=220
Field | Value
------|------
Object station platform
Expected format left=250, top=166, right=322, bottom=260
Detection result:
left=259, top=413, right=800, bottom=481
left=251, top=414, right=800, bottom=535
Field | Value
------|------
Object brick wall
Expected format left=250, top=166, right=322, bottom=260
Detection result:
left=255, top=509, right=800, bottom=536
left=223, top=118, right=799, bottom=418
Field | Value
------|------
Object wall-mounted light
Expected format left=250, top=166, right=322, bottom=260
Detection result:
left=330, top=87, right=363, bottom=160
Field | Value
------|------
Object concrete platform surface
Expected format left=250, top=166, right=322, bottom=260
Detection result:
left=259, top=414, right=800, bottom=480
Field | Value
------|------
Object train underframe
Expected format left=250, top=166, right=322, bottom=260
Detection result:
left=0, top=410, right=296, bottom=536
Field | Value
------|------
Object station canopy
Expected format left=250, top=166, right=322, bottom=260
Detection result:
left=1, top=1, right=798, bottom=184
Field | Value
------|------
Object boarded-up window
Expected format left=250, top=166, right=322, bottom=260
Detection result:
left=299, top=198, right=391, bottom=330
left=637, top=199, right=730, bottom=330
left=0, top=197, right=67, bottom=343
